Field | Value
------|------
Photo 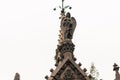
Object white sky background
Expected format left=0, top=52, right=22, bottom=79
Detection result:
left=0, top=0, right=120, bottom=80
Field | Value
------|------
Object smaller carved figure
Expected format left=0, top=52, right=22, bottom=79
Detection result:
left=113, top=63, right=120, bottom=80
left=55, top=48, right=64, bottom=66
left=14, top=73, right=20, bottom=80
left=113, top=63, right=119, bottom=71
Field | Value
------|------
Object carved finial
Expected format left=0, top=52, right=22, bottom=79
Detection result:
left=14, top=73, right=20, bottom=80
left=83, top=68, right=87, bottom=72
left=45, top=75, right=49, bottom=80
left=78, top=62, right=82, bottom=67
left=113, top=63, right=119, bottom=71
left=113, top=63, right=120, bottom=80
left=50, top=68, right=54, bottom=72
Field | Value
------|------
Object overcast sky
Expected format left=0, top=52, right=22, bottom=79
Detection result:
left=0, top=0, right=120, bottom=80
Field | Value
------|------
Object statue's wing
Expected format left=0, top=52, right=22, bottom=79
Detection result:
left=71, top=17, right=76, bottom=31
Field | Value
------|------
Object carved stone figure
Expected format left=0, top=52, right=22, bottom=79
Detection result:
left=60, top=12, right=76, bottom=41
left=55, top=51, right=63, bottom=66
left=113, top=63, right=120, bottom=80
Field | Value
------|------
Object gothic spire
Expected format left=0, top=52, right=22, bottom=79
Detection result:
left=55, top=0, right=77, bottom=66
left=45, top=1, right=90, bottom=80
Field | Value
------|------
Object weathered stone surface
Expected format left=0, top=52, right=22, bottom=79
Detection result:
left=47, top=2, right=89, bottom=79
left=58, top=12, right=76, bottom=45
left=113, top=63, right=120, bottom=80
left=14, top=73, right=20, bottom=80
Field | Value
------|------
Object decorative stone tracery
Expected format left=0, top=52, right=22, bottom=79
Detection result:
left=55, top=42, right=75, bottom=66
left=63, top=69, right=74, bottom=80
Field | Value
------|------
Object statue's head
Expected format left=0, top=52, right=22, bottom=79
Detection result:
left=66, top=12, right=71, bottom=18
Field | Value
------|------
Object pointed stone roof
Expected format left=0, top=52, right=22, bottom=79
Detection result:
left=48, top=56, right=89, bottom=80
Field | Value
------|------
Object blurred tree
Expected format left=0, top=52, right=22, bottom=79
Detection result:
left=89, top=63, right=100, bottom=80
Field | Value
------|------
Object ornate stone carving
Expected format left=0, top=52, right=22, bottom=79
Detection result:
left=63, top=69, right=74, bottom=80
left=60, top=12, right=76, bottom=41
left=113, top=63, right=119, bottom=71
left=113, top=63, right=120, bottom=80
left=55, top=42, right=75, bottom=65
left=14, top=73, right=20, bottom=80
left=47, top=1, right=90, bottom=80
left=57, top=42, right=75, bottom=54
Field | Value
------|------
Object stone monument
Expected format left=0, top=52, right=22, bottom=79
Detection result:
left=45, top=0, right=90, bottom=80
